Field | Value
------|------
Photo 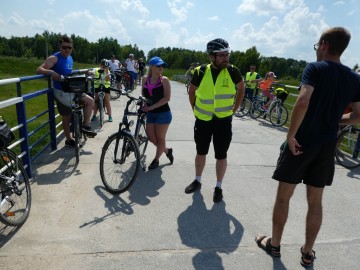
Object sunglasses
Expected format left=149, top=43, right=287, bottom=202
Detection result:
left=61, top=46, right=73, bottom=50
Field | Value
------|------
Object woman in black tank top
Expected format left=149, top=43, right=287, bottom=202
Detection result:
left=142, top=56, right=174, bottom=170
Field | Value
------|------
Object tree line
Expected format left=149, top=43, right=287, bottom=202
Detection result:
left=4, top=30, right=358, bottom=80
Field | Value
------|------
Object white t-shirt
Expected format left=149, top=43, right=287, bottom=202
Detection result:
left=126, top=59, right=136, bottom=72
left=108, top=59, right=120, bottom=72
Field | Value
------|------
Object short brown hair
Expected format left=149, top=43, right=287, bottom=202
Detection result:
left=320, top=27, right=351, bottom=56
left=58, top=35, right=73, bottom=45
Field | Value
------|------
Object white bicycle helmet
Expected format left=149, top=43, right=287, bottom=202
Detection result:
left=100, top=59, right=110, bottom=67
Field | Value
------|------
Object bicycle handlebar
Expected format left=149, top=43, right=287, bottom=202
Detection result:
left=108, top=87, right=152, bottom=105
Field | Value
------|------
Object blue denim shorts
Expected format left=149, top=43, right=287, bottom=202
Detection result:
left=146, top=111, right=172, bottom=124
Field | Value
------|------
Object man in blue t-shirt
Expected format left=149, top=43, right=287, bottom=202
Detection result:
left=255, top=27, right=360, bottom=268
left=37, top=35, right=96, bottom=147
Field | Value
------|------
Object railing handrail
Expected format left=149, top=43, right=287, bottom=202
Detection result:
left=0, top=69, right=88, bottom=177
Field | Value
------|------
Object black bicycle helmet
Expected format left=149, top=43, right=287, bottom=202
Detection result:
left=206, top=38, right=229, bottom=54
left=100, top=59, right=110, bottom=67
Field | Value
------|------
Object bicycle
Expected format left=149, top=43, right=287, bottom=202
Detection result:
left=109, top=68, right=133, bottom=99
left=185, top=75, right=193, bottom=94
left=61, top=74, right=96, bottom=164
left=335, top=125, right=360, bottom=169
left=0, top=119, right=31, bottom=226
left=250, top=89, right=289, bottom=127
left=234, top=81, right=256, bottom=118
left=100, top=90, right=151, bottom=194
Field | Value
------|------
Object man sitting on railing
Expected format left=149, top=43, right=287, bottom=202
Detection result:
left=36, top=35, right=97, bottom=147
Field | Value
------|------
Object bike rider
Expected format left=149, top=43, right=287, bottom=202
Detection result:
left=125, top=53, right=136, bottom=90
left=92, top=59, right=113, bottom=122
left=36, top=35, right=96, bottom=147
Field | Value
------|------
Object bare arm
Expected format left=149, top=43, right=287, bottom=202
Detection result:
left=340, top=102, right=360, bottom=125
left=287, top=84, right=313, bottom=155
left=233, top=80, right=245, bottom=113
left=36, top=55, right=60, bottom=80
left=188, top=83, right=197, bottom=111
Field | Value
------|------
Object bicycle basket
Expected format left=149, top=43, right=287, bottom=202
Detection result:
left=0, top=119, right=15, bottom=149
left=275, top=88, right=289, bottom=102
left=62, top=75, right=87, bottom=93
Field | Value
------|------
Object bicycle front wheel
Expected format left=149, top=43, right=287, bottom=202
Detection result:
left=250, top=100, right=263, bottom=119
left=136, top=120, right=148, bottom=159
left=0, top=149, right=31, bottom=226
left=234, top=97, right=252, bottom=118
left=100, top=132, right=141, bottom=194
left=335, top=127, right=360, bottom=169
left=110, top=87, right=121, bottom=100
left=269, top=103, right=288, bottom=127
left=73, top=112, right=81, bottom=164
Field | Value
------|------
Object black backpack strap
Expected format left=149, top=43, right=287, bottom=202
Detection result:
left=197, top=64, right=208, bottom=85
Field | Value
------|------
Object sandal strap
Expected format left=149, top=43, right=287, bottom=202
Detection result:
left=266, top=238, right=281, bottom=256
left=300, top=247, right=316, bottom=266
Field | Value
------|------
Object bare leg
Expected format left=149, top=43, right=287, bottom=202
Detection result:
left=82, top=94, right=95, bottom=126
left=215, top=158, right=227, bottom=182
left=271, top=182, right=297, bottom=247
left=303, top=185, right=324, bottom=255
left=105, top=93, right=111, bottom=117
left=154, top=123, right=169, bottom=160
left=146, top=123, right=170, bottom=161
left=195, top=154, right=206, bottom=177
left=62, top=114, right=72, bottom=141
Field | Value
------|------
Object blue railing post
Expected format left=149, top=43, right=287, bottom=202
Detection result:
left=47, top=77, right=57, bottom=150
left=15, top=82, right=32, bottom=177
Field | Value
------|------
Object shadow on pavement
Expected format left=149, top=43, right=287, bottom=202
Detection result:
left=177, top=192, right=243, bottom=270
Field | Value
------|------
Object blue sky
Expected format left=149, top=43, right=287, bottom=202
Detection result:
left=1, top=0, right=359, bottom=68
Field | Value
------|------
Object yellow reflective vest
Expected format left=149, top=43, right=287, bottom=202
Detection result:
left=245, top=72, right=258, bottom=89
left=194, top=64, right=236, bottom=121
left=94, top=68, right=111, bottom=88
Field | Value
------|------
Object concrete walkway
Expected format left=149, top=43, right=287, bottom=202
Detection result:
left=1, top=80, right=360, bottom=270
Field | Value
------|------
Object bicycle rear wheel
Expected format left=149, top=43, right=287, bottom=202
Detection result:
left=335, top=127, right=360, bottom=169
left=250, top=100, right=263, bottom=119
left=100, top=132, right=140, bottom=194
left=0, top=149, right=31, bottom=226
left=234, top=97, right=252, bottom=117
left=269, top=103, right=288, bottom=127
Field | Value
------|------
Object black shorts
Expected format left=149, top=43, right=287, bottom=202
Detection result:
left=272, top=141, right=336, bottom=188
left=194, top=116, right=232, bottom=159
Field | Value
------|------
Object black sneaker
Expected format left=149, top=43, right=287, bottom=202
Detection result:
left=82, top=125, right=97, bottom=137
left=213, top=187, right=223, bottom=203
left=65, top=139, right=76, bottom=147
left=166, top=148, right=174, bottom=164
left=185, top=180, right=201, bottom=194
left=148, top=159, right=159, bottom=170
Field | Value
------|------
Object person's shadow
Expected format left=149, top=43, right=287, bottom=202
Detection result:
left=177, top=192, right=243, bottom=270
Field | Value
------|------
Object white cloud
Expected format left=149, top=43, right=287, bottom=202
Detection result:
left=208, top=16, right=219, bottom=21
